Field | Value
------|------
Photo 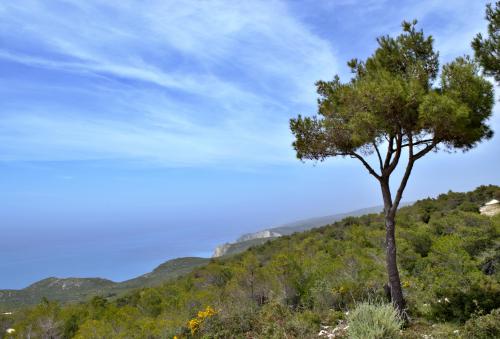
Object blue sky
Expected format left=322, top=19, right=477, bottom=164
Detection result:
left=0, top=0, right=498, bottom=289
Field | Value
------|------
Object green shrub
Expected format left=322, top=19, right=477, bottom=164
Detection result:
left=430, top=283, right=500, bottom=322
left=347, top=302, right=402, bottom=339
left=458, top=201, right=479, bottom=213
left=408, top=228, right=432, bottom=257
left=462, top=308, right=500, bottom=339
left=286, top=310, right=321, bottom=337
left=257, top=302, right=293, bottom=338
left=196, top=307, right=257, bottom=338
left=137, top=288, right=163, bottom=317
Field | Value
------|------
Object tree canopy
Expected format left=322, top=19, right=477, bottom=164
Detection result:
left=473, top=1, right=500, bottom=82
left=291, top=21, right=494, bottom=176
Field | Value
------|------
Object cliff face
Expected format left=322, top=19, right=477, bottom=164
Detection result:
left=237, top=230, right=282, bottom=242
left=212, top=231, right=283, bottom=258
left=212, top=237, right=278, bottom=258
left=212, top=243, right=233, bottom=258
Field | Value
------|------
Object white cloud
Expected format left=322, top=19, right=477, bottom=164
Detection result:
left=0, top=88, right=295, bottom=167
left=0, top=1, right=336, bottom=101
left=0, top=0, right=493, bottom=168
left=0, top=0, right=338, bottom=167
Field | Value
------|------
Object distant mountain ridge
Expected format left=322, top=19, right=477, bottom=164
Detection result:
left=212, top=205, right=388, bottom=257
left=0, top=257, right=209, bottom=311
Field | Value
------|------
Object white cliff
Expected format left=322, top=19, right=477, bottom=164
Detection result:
left=237, top=230, right=282, bottom=242
left=212, top=243, right=233, bottom=258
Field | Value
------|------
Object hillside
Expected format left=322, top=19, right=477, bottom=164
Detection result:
left=0, top=278, right=115, bottom=310
left=213, top=205, right=385, bottom=257
left=0, top=257, right=209, bottom=311
left=4, top=185, right=500, bottom=338
left=110, top=257, right=209, bottom=292
left=268, top=205, right=384, bottom=235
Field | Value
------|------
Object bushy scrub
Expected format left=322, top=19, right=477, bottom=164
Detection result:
left=347, top=302, right=402, bottom=339
left=462, top=308, right=500, bottom=339
left=286, top=310, right=321, bottom=337
left=256, top=302, right=294, bottom=338
left=429, top=282, right=500, bottom=322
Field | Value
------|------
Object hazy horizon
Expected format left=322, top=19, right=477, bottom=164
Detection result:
left=1, top=0, right=499, bottom=289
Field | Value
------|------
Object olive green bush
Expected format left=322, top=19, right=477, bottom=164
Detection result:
left=462, top=308, right=500, bottom=339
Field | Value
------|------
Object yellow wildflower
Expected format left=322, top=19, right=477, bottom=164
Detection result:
left=188, top=306, right=217, bottom=335
left=197, top=306, right=217, bottom=318
left=188, top=318, right=201, bottom=335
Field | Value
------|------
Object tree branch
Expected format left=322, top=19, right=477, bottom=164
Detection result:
left=390, top=133, right=414, bottom=216
left=401, top=138, right=434, bottom=148
left=412, top=140, right=437, bottom=161
left=351, top=152, right=381, bottom=180
left=388, top=136, right=438, bottom=217
left=386, top=133, right=402, bottom=176
left=373, top=142, right=384, bottom=172
left=383, top=135, right=395, bottom=169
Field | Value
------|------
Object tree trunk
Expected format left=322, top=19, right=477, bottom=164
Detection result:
left=384, top=212, right=406, bottom=318
left=380, top=180, right=407, bottom=320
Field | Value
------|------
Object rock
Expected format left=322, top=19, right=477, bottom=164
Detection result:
left=318, top=321, right=348, bottom=338
left=480, top=199, right=500, bottom=216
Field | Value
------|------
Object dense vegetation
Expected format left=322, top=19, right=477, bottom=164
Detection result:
left=2, top=185, right=499, bottom=338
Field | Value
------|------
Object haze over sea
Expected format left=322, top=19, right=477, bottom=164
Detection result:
left=1, top=0, right=499, bottom=289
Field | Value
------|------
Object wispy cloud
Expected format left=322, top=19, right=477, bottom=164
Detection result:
left=0, top=0, right=338, bottom=102
left=0, top=0, right=493, bottom=168
left=0, top=0, right=338, bottom=167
